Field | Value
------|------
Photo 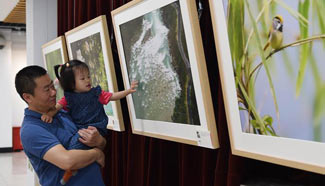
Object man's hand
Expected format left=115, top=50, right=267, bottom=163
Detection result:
left=78, top=126, right=106, bottom=150
left=41, top=114, right=53, bottom=123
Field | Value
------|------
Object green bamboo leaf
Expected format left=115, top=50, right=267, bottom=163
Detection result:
left=248, top=72, right=256, bottom=105
left=239, top=106, right=248, bottom=111
left=298, top=0, right=310, bottom=35
left=320, top=85, right=325, bottom=115
left=228, top=0, right=245, bottom=78
left=262, top=115, right=273, bottom=125
left=237, top=78, right=267, bottom=134
left=244, top=0, right=273, bottom=55
left=257, top=0, right=269, bottom=34
left=236, top=56, right=244, bottom=83
left=274, top=0, right=309, bottom=27
left=314, top=0, right=325, bottom=47
left=312, top=84, right=325, bottom=141
left=262, top=115, right=277, bottom=136
left=244, top=0, right=280, bottom=119
left=310, top=51, right=322, bottom=139
left=296, top=0, right=310, bottom=97
left=281, top=51, right=295, bottom=82
left=265, top=127, right=275, bottom=136
left=265, top=127, right=272, bottom=133
left=251, top=120, right=260, bottom=129
left=313, top=86, right=324, bottom=125
left=309, top=53, right=321, bottom=88
left=270, top=0, right=277, bottom=15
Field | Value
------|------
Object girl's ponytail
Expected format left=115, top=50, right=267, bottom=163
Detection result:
left=54, top=64, right=62, bottom=80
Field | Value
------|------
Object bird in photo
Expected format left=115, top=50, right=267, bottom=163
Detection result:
left=264, top=15, right=284, bottom=51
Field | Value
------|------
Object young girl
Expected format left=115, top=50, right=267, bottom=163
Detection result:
left=42, top=59, right=137, bottom=185
left=42, top=59, right=137, bottom=131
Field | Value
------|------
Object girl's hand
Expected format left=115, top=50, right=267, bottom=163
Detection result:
left=129, top=81, right=138, bottom=93
left=41, top=114, right=53, bottom=123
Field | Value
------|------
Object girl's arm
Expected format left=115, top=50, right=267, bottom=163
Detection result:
left=110, top=81, right=138, bottom=101
left=49, top=103, right=63, bottom=116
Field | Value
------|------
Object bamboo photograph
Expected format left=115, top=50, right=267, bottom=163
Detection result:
left=224, top=0, right=325, bottom=142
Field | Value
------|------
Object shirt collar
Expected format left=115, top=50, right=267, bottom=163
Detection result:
left=24, top=108, right=68, bottom=118
left=24, top=108, right=42, bottom=119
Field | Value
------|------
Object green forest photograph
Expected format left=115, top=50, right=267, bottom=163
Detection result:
left=45, top=48, right=64, bottom=101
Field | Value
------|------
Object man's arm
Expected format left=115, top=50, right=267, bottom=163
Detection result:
left=43, top=144, right=104, bottom=170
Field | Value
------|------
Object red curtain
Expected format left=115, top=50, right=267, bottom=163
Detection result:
left=57, top=1, right=324, bottom=186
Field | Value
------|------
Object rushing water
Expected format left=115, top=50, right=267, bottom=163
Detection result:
left=127, top=9, right=182, bottom=122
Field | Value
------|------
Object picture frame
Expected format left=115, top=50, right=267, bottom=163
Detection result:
left=209, top=0, right=325, bottom=173
left=65, top=15, right=125, bottom=132
left=112, top=0, right=219, bottom=148
left=42, top=36, right=68, bottom=101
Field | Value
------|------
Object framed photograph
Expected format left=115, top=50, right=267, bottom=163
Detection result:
left=112, top=0, right=219, bottom=148
left=42, top=36, right=68, bottom=101
left=65, top=15, right=125, bottom=132
left=209, top=0, right=325, bottom=173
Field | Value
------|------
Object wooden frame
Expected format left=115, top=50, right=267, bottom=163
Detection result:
left=209, top=0, right=325, bottom=174
left=42, top=36, right=68, bottom=101
left=65, top=15, right=125, bottom=132
left=112, top=0, right=219, bottom=148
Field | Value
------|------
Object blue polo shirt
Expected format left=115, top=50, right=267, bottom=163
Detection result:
left=20, top=108, right=105, bottom=186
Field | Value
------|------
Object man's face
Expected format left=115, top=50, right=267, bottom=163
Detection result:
left=24, top=74, right=57, bottom=113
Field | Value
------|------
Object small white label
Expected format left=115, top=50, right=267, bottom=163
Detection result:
left=112, top=119, right=120, bottom=131
left=196, top=130, right=213, bottom=148
left=107, top=116, right=121, bottom=131
left=108, top=117, right=114, bottom=125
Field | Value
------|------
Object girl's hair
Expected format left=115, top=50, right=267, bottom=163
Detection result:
left=54, top=59, right=89, bottom=92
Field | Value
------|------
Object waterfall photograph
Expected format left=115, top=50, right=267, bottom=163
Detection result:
left=119, top=1, right=200, bottom=125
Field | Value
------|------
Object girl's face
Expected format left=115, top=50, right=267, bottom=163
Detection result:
left=74, top=68, right=91, bottom=93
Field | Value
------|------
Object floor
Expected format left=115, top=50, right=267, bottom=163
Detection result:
left=0, top=151, right=30, bottom=186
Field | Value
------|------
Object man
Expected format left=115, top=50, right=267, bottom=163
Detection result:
left=15, top=65, right=106, bottom=186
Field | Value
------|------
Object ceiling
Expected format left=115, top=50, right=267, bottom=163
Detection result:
left=0, top=0, right=25, bottom=24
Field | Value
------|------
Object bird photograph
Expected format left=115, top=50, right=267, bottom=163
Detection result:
left=263, top=15, right=283, bottom=51
left=224, top=0, right=325, bottom=142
